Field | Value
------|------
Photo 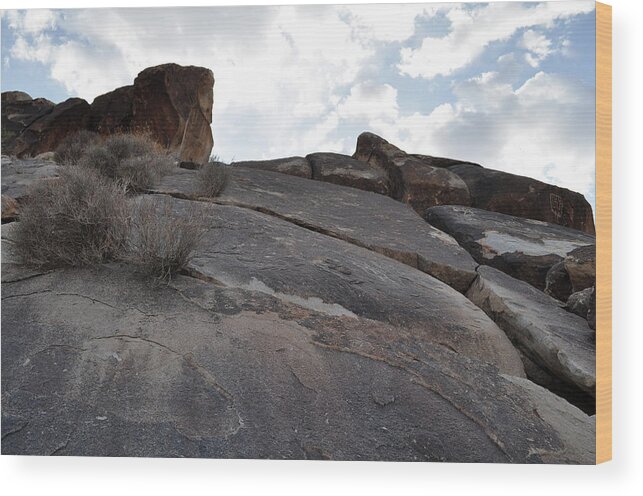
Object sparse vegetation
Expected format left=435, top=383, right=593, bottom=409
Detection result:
left=197, top=161, right=229, bottom=197
left=14, top=166, right=130, bottom=268
left=77, top=133, right=175, bottom=190
left=127, top=198, right=206, bottom=282
left=53, top=130, right=101, bottom=165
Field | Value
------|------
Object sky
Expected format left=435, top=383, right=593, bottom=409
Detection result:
left=1, top=2, right=596, bottom=206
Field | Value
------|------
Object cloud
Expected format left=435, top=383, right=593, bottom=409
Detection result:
left=398, top=0, right=594, bottom=80
left=520, top=29, right=553, bottom=67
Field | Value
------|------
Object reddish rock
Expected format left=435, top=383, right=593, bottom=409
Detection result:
left=89, top=85, right=134, bottom=134
left=353, top=132, right=470, bottom=214
left=131, top=63, right=214, bottom=163
left=448, top=163, right=595, bottom=234
left=306, top=152, right=390, bottom=195
left=1, top=92, right=54, bottom=154
left=12, top=98, right=90, bottom=157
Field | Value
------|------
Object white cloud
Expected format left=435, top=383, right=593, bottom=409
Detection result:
left=337, top=82, right=399, bottom=122
left=521, top=29, right=553, bottom=67
left=398, top=0, right=594, bottom=80
left=5, top=9, right=57, bottom=35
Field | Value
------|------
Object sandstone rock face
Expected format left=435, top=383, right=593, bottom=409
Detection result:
left=306, top=152, right=389, bottom=194
left=448, top=163, right=595, bottom=234
left=1, top=92, right=54, bottom=154
left=89, top=85, right=134, bottom=133
left=132, top=64, right=214, bottom=163
left=232, top=157, right=312, bottom=178
left=11, top=98, right=90, bottom=157
left=353, top=132, right=470, bottom=214
left=1, top=262, right=594, bottom=462
left=564, top=245, right=596, bottom=293
left=154, top=167, right=479, bottom=293
left=467, top=266, right=596, bottom=397
left=425, top=205, right=595, bottom=291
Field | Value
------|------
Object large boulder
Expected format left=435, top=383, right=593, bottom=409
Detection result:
left=353, top=132, right=470, bottom=214
left=153, top=167, right=479, bottom=293
left=89, top=85, right=134, bottom=133
left=566, top=287, right=596, bottom=330
left=233, top=156, right=312, bottom=178
left=11, top=98, right=90, bottom=157
left=306, top=152, right=389, bottom=195
left=425, top=205, right=595, bottom=291
left=467, top=265, right=596, bottom=397
left=1, top=259, right=594, bottom=462
left=564, top=245, right=596, bottom=293
left=448, top=163, right=595, bottom=234
left=131, top=63, right=214, bottom=163
left=544, top=261, right=574, bottom=301
left=1, top=92, right=55, bottom=154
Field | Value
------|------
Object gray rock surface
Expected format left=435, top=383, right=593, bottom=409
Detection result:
left=232, top=156, right=312, bottom=178
left=564, top=245, right=596, bottom=293
left=153, top=167, right=479, bottom=293
left=566, top=287, right=596, bottom=329
left=1, top=156, right=60, bottom=217
left=467, top=266, right=596, bottom=396
left=141, top=195, right=523, bottom=374
left=425, top=205, right=595, bottom=290
left=306, top=152, right=389, bottom=195
left=1, top=263, right=594, bottom=462
left=544, top=261, right=573, bottom=302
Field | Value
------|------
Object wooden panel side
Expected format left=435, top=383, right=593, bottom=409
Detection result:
left=595, top=1, right=612, bottom=465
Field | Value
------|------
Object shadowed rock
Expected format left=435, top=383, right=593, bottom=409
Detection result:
left=467, top=265, right=596, bottom=397
left=564, top=245, right=596, bottom=293
left=89, top=85, right=134, bottom=133
left=353, top=132, right=470, bottom=214
left=425, top=205, right=595, bottom=290
left=232, top=156, right=312, bottom=178
left=545, top=261, right=574, bottom=302
left=566, top=287, right=596, bottom=330
left=12, top=98, right=91, bottom=158
left=132, top=64, right=214, bottom=163
left=306, top=152, right=389, bottom=195
left=1, top=263, right=594, bottom=462
left=448, top=163, right=595, bottom=234
left=153, top=167, right=479, bottom=293
left=1, top=92, right=54, bottom=154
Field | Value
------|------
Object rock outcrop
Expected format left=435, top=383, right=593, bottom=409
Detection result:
left=447, top=163, right=595, bottom=234
left=1, top=155, right=59, bottom=220
left=306, top=152, right=389, bottom=195
left=566, top=287, right=596, bottom=330
left=467, top=265, right=596, bottom=397
left=11, top=98, right=91, bottom=157
left=153, top=167, right=479, bottom=293
left=564, top=245, right=596, bottom=293
left=354, top=132, right=470, bottom=214
left=425, top=205, right=595, bottom=290
left=2, top=63, right=214, bottom=163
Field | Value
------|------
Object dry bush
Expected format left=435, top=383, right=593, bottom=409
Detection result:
left=14, top=166, right=130, bottom=268
left=53, top=130, right=101, bottom=165
left=127, top=198, right=206, bottom=282
left=78, top=133, right=175, bottom=190
left=197, top=161, right=229, bottom=197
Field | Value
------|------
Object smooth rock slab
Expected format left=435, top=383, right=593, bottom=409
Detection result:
left=425, top=205, right=595, bottom=290
left=1, top=264, right=594, bottom=462
left=142, top=195, right=522, bottom=375
left=467, top=265, right=596, bottom=396
left=233, top=156, right=312, bottom=178
left=306, top=152, right=389, bottom=195
left=1, top=156, right=60, bottom=215
left=154, top=167, right=478, bottom=293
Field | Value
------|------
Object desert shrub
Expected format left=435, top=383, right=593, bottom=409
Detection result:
left=54, top=130, right=101, bottom=165
left=77, top=133, right=174, bottom=190
left=127, top=198, right=206, bottom=282
left=14, top=166, right=130, bottom=268
left=197, top=161, right=229, bottom=197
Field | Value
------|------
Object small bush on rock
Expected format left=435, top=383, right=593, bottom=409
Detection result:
left=197, top=161, right=229, bottom=197
left=78, top=133, right=175, bottom=190
left=53, top=130, right=101, bottom=165
left=127, top=198, right=206, bottom=282
left=14, top=167, right=130, bottom=268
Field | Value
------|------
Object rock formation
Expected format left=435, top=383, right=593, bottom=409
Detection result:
left=2, top=63, right=214, bottom=163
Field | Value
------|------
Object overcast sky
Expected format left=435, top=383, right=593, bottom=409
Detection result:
left=1, top=2, right=596, bottom=206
